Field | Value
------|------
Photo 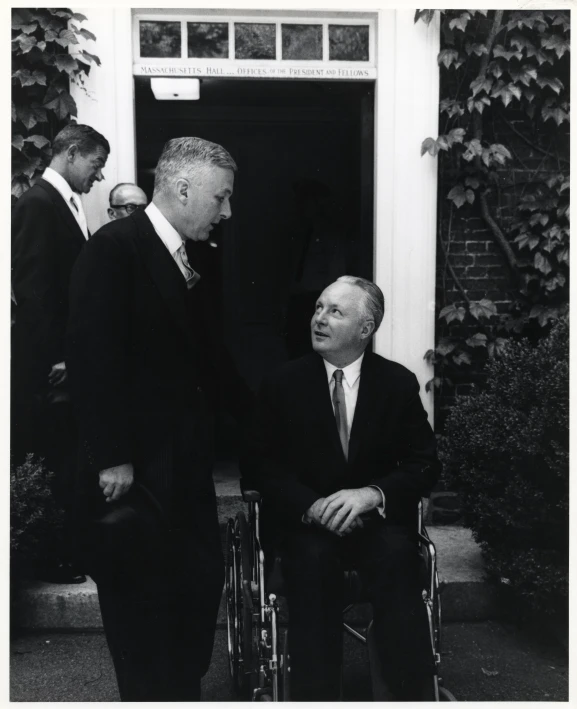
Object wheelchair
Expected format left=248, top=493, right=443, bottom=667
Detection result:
left=226, top=485, right=457, bottom=701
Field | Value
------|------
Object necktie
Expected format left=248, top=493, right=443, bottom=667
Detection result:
left=69, top=194, right=88, bottom=239
left=332, top=369, right=348, bottom=460
left=175, top=244, right=201, bottom=289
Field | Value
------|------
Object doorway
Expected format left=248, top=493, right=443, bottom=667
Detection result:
left=135, top=77, right=374, bottom=454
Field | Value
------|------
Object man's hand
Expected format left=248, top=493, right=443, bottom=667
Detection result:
left=99, top=463, right=134, bottom=503
left=319, top=487, right=382, bottom=535
left=305, top=497, right=365, bottom=537
left=48, top=361, right=67, bottom=387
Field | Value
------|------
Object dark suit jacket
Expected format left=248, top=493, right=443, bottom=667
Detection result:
left=66, top=208, right=251, bottom=502
left=12, top=179, right=87, bottom=407
left=244, top=352, right=441, bottom=547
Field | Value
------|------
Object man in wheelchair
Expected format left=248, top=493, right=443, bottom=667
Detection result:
left=244, top=276, right=441, bottom=701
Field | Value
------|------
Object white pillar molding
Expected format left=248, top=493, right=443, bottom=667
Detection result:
left=70, top=8, right=136, bottom=234
left=373, top=10, right=440, bottom=423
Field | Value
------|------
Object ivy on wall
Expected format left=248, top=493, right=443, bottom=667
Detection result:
left=11, top=8, right=101, bottom=200
left=415, top=10, right=569, bottom=395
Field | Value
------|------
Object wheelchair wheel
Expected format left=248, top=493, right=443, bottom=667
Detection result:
left=236, top=511, right=255, bottom=696
left=225, top=519, right=239, bottom=686
left=439, top=686, right=457, bottom=701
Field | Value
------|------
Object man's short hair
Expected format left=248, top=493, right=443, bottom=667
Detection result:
left=153, top=137, right=237, bottom=196
left=52, top=123, right=110, bottom=157
left=337, top=275, right=385, bottom=332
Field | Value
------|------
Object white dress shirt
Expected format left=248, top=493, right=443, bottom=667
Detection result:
left=42, top=167, right=88, bottom=239
left=145, top=202, right=197, bottom=282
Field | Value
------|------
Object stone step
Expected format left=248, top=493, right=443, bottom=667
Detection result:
left=12, top=522, right=499, bottom=631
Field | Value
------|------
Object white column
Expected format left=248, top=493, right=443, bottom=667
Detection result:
left=70, top=8, right=136, bottom=233
left=373, top=10, right=440, bottom=422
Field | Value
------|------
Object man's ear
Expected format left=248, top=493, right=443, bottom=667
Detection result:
left=66, top=144, right=79, bottom=161
left=360, top=320, right=375, bottom=340
left=176, top=178, right=190, bottom=204
left=107, top=208, right=115, bottom=220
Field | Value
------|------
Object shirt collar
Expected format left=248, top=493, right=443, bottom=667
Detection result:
left=145, top=201, right=184, bottom=257
left=42, top=167, right=75, bottom=205
left=323, top=352, right=364, bottom=388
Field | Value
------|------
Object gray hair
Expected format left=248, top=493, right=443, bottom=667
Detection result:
left=337, top=275, right=385, bottom=333
left=52, top=123, right=110, bottom=157
left=153, top=137, right=237, bottom=196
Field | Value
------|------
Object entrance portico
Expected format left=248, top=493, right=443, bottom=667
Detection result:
left=71, top=8, right=439, bottom=420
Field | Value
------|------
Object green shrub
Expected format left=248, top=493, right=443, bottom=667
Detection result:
left=10, top=454, right=65, bottom=575
left=440, top=317, right=568, bottom=615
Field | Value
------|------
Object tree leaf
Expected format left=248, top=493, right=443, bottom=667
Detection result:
left=469, top=299, right=498, bottom=320
left=466, top=333, right=488, bottom=348
left=43, top=90, right=77, bottom=121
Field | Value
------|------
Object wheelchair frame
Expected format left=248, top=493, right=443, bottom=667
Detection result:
left=226, top=490, right=456, bottom=701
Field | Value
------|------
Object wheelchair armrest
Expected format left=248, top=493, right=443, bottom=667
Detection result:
left=241, top=489, right=262, bottom=503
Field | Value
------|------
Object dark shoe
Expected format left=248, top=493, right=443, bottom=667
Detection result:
left=36, top=561, right=87, bottom=584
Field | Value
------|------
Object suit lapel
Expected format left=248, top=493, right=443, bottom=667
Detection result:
left=131, top=210, right=198, bottom=354
left=36, top=178, right=86, bottom=245
left=348, top=353, right=382, bottom=465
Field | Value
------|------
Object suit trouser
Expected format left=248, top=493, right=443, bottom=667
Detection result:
left=280, top=521, right=435, bottom=701
left=83, top=406, right=223, bottom=701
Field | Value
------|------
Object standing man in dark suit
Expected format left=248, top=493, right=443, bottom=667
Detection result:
left=11, top=123, right=110, bottom=583
left=246, top=276, right=441, bottom=701
left=67, top=137, right=246, bottom=701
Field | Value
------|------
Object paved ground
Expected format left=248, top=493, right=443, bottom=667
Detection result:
left=10, top=620, right=568, bottom=702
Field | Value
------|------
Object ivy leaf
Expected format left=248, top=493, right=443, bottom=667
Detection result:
left=80, top=50, right=101, bottom=66
left=452, top=351, right=472, bottom=366
left=462, top=139, right=483, bottom=161
left=414, top=10, right=436, bottom=25
left=470, top=76, right=493, bottom=97
left=540, top=34, right=570, bottom=59
left=467, top=96, right=491, bottom=114
left=55, top=29, right=79, bottom=48
left=424, top=349, right=436, bottom=365
left=449, top=12, right=471, bottom=33
left=13, top=33, right=39, bottom=54
left=15, top=103, right=47, bottom=130
left=43, top=90, right=77, bottom=121
left=510, top=35, right=536, bottom=55
left=487, top=338, right=507, bottom=359
left=529, top=212, right=549, bottom=227
left=488, top=61, right=504, bottom=79
left=436, top=338, right=458, bottom=357
left=425, top=377, right=442, bottom=393
left=465, top=43, right=488, bottom=56
left=421, top=137, right=440, bottom=157
left=439, top=304, right=466, bottom=324
left=544, top=273, right=566, bottom=291
left=536, top=76, right=564, bottom=94
left=447, top=185, right=472, bottom=208
left=24, top=135, right=50, bottom=149
left=534, top=252, right=552, bottom=275
left=491, top=82, right=522, bottom=107
left=526, top=44, right=553, bottom=65
left=490, top=143, right=512, bottom=164
left=529, top=305, right=559, bottom=327
left=440, top=99, right=464, bottom=118
left=542, top=102, right=569, bottom=126
left=77, top=28, right=97, bottom=42
left=438, top=49, right=462, bottom=70
left=12, top=69, right=47, bottom=87
left=556, top=247, right=569, bottom=265
left=466, top=333, right=488, bottom=348
left=493, top=45, right=523, bottom=61
left=508, top=65, right=537, bottom=86
left=72, top=12, right=89, bottom=22
left=54, top=55, right=79, bottom=74
left=465, top=177, right=480, bottom=189
left=469, top=299, right=497, bottom=320
left=514, top=233, right=540, bottom=251
left=54, top=10, right=72, bottom=19
left=20, top=155, right=43, bottom=179
left=12, top=134, right=25, bottom=150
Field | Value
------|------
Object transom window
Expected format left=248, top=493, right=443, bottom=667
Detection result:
left=134, top=13, right=375, bottom=69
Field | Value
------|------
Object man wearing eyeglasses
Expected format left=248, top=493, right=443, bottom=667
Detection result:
left=107, top=183, right=148, bottom=221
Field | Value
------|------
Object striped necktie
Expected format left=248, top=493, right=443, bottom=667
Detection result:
left=332, top=369, right=348, bottom=460
left=175, top=244, right=201, bottom=289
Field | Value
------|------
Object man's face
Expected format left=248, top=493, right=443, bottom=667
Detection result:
left=68, top=145, right=108, bottom=194
left=108, top=185, right=148, bottom=220
left=311, top=282, right=370, bottom=362
left=179, top=165, right=234, bottom=241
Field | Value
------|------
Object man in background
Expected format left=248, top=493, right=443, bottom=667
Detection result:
left=11, top=123, right=110, bottom=584
left=107, top=182, right=148, bottom=220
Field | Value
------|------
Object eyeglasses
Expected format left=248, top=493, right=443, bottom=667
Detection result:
left=110, top=203, right=145, bottom=214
